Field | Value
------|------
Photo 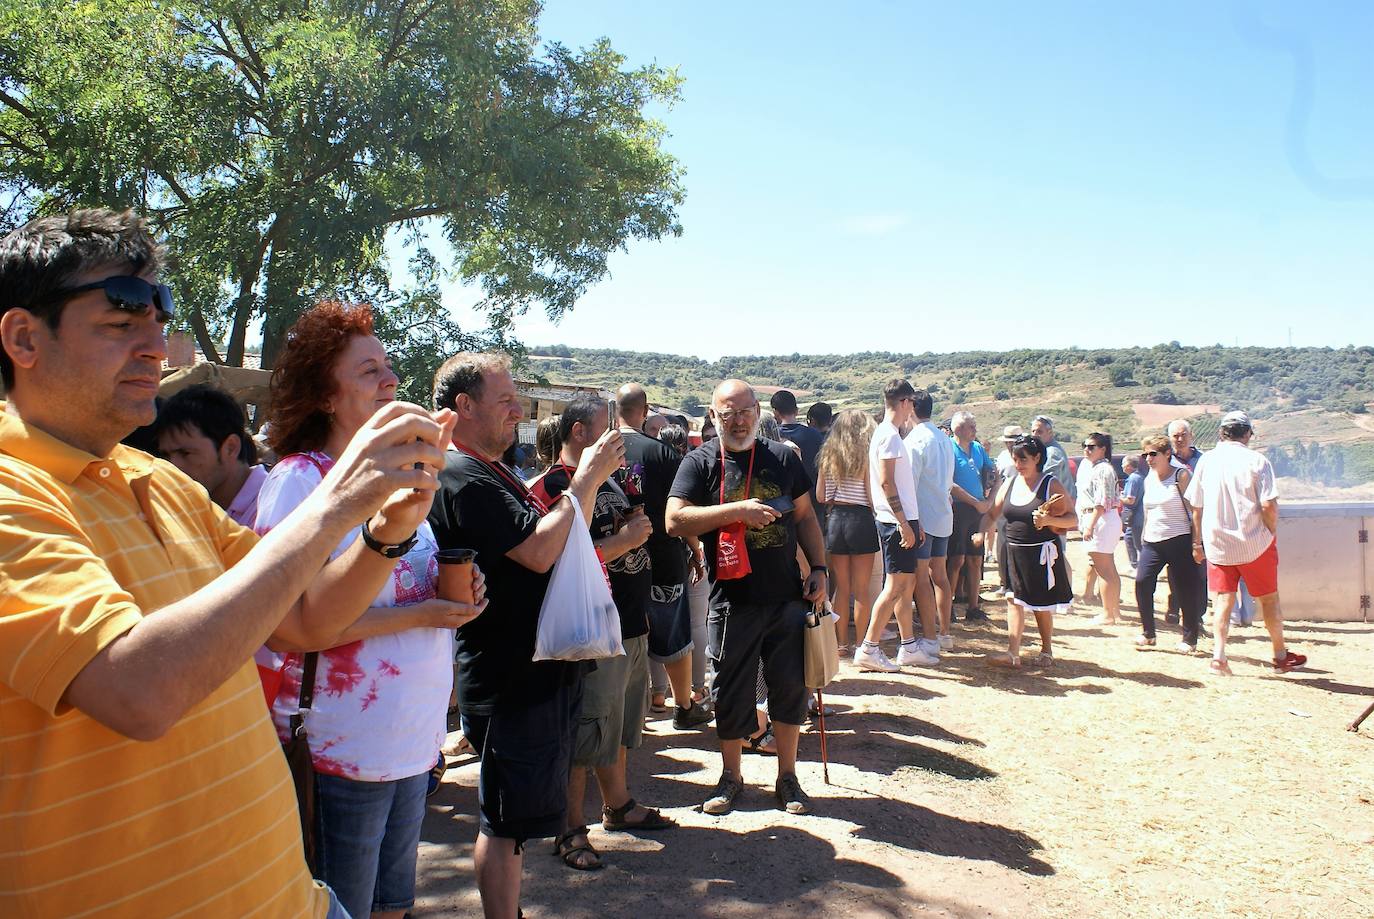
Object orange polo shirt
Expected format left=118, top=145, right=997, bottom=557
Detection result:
left=0, top=407, right=328, bottom=918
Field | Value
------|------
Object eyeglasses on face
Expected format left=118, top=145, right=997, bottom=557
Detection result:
left=1082, top=442, right=1099, bottom=450
left=715, top=406, right=757, bottom=424
left=1145, top=450, right=1168, bottom=457
left=37, top=275, right=176, bottom=322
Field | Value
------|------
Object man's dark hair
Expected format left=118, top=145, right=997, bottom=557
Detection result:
left=806, top=402, right=832, bottom=427
left=1220, top=421, right=1251, bottom=441
left=432, top=352, right=511, bottom=411
left=0, top=209, right=164, bottom=389
left=769, top=389, right=798, bottom=416
left=157, top=384, right=256, bottom=464
left=1086, top=432, right=1114, bottom=460
left=911, top=390, right=933, bottom=420
left=558, top=394, right=604, bottom=443
left=664, top=412, right=689, bottom=429
left=882, top=378, right=916, bottom=407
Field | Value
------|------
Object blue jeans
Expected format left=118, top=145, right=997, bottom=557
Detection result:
left=1123, top=524, right=1142, bottom=569
left=324, top=884, right=353, bottom=919
left=315, top=771, right=429, bottom=919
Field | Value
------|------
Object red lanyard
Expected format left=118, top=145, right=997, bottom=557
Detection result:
left=719, top=440, right=756, bottom=505
left=452, top=440, right=549, bottom=516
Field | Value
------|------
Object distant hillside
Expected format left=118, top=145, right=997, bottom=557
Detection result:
left=528, top=343, right=1374, bottom=486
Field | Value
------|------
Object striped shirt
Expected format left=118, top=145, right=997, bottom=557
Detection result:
left=823, top=474, right=868, bottom=506
left=1184, top=440, right=1278, bottom=566
left=1142, top=469, right=1192, bottom=543
left=0, top=408, right=327, bottom=919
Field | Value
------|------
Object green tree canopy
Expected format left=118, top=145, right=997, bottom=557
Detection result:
left=0, top=0, right=683, bottom=397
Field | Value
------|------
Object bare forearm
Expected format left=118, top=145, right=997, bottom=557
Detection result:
left=1261, top=500, right=1279, bottom=534
left=65, top=499, right=361, bottom=739
left=951, top=485, right=981, bottom=507
left=271, top=601, right=433, bottom=653
left=667, top=501, right=744, bottom=538
left=796, top=507, right=826, bottom=569
left=271, top=537, right=402, bottom=651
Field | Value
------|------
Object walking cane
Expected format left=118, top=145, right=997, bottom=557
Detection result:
left=815, top=689, right=830, bottom=784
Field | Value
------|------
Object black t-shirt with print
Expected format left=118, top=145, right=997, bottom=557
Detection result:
left=528, top=464, right=651, bottom=640
left=427, top=451, right=582, bottom=716
left=619, top=430, right=689, bottom=587
left=668, top=437, right=812, bottom=607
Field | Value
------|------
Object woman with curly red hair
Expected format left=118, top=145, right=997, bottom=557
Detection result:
left=255, top=301, right=484, bottom=919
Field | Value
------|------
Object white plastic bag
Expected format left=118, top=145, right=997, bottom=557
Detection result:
left=532, top=498, right=625, bottom=661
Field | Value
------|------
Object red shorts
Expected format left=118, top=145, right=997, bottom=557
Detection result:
left=1207, top=537, right=1278, bottom=598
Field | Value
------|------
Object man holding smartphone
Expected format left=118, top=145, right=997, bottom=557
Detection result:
left=667, top=379, right=827, bottom=817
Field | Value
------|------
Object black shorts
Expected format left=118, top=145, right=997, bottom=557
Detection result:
left=950, top=503, right=984, bottom=557
left=460, top=678, right=582, bottom=843
left=706, top=600, right=808, bottom=739
left=826, top=503, right=880, bottom=555
left=877, top=519, right=920, bottom=574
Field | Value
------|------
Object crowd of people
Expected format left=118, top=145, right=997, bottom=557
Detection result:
left=0, top=208, right=1307, bottom=919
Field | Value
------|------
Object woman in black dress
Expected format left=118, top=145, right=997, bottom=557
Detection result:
left=986, top=435, right=1078, bottom=668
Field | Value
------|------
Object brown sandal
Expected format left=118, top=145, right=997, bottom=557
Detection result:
left=552, top=826, right=603, bottom=870
left=602, top=798, right=675, bottom=831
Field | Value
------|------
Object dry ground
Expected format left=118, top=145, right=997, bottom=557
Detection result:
left=415, top=541, right=1374, bottom=918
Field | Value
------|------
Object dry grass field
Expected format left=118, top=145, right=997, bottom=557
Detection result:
left=416, top=540, right=1374, bottom=918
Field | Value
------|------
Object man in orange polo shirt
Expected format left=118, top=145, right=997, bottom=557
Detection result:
left=0, top=209, right=463, bottom=918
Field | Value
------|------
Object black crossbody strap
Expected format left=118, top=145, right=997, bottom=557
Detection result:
left=297, top=652, right=319, bottom=712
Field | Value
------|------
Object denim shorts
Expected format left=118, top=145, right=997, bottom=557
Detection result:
left=877, top=520, right=920, bottom=574
left=314, top=770, right=429, bottom=919
left=825, top=503, right=880, bottom=555
left=646, top=584, right=693, bottom=662
left=915, top=534, right=950, bottom=560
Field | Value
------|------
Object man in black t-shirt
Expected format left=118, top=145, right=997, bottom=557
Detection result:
left=617, top=382, right=713, bottom=731
left=772, top=389, right=827, bottom=536
left=667, top=379, right=829, bottom=817
left=528, top=395, right=672, bottom=870
left=428, top=354, right=623, bottom=916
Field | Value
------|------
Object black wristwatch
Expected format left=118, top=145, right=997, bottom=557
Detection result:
left=810, top=565, right=828, bottom=575
left=361, top=519, right=418, bottom=558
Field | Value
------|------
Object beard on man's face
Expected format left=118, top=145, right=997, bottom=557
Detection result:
left=718, top=413, right=761, bottom=451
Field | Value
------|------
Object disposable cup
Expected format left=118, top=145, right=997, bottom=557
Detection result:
left=436, top=548, right=477, bottom=604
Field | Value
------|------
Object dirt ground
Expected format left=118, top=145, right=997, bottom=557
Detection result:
left=415, top=540, right=1374, bottom=919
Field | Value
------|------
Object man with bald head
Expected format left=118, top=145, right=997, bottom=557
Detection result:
left=616, top=383, right=713, bottom=728
left=667, top=380, right=828, bottom=816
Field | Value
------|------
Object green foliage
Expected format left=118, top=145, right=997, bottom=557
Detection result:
left=1107, top=365, right=1135, bottom=387
left=0, top=0, right=684, bottom=370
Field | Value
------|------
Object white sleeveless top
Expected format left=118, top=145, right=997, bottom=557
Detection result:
left=1143, top=468, right=1192, bottom=543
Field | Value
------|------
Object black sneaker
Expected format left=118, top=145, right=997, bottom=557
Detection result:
left=774, top=772, right=812, bottom=815
left=963, top=609, right=991, bottom=624
left=1165, top=612, right=1180, bottom=625
left=703, top=774, right=744, bottom=815
left=673, top=701, right=714, bottom=729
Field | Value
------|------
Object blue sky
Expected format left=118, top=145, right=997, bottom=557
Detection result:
left=403, top=1, right=1374, bottom=360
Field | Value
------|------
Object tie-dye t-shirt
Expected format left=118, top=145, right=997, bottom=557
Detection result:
left=255, top=452, right=451, bottom=781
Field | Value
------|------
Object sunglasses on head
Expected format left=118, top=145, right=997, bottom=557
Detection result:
left=39, top=275, right=175, bottom=321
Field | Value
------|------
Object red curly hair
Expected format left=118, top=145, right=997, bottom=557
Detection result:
left=266, top=301, right=376, bottom=457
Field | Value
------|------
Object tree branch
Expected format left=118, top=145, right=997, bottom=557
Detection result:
left=189, top=310, right=223, bottom=364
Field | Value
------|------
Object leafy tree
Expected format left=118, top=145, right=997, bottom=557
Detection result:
left=0, top=0, right=683, bottom=384
left=1107, top=365, right=1135, bottom=387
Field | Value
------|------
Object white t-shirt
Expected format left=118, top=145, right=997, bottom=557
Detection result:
left=869, top=419, right=919, bottom=526
left=906, top=421, right=954, bottom=537
left=1183, top=440, right=1278, bottom=566
left=255, top=452, right=451, bottom=782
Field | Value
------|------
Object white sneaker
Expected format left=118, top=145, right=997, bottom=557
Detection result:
left=897, top=644, right=940, bottom=667
left=917, top=638, right=943, bottom=659
left=855, top=645, right=899, bottom=673
left=938, top=634, right=954, bottom=651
